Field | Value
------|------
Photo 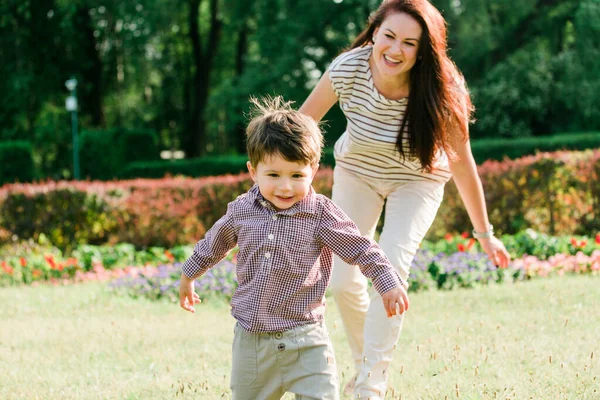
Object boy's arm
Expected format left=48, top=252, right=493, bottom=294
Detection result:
left=181, top=203, right=238, bottom=280
left=179, top=204, right=238, bottom=313
left=317, top=198, right=403, bottom=296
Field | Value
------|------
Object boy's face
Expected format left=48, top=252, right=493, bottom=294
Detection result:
left=247, top=154, right=318, bottom=211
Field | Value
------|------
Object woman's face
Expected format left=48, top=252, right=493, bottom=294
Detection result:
left=372, top=12, right=423, bottom=79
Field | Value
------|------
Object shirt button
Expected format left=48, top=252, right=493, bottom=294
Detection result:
left=265, top=252, right=271, bottom=259
left=274, top=332, right=283, bottom=339
left=272, top=215, right=277, bottom=220
left=268, top=234, right=274, bottom=240
left=277, top=343, right=286, bottom=351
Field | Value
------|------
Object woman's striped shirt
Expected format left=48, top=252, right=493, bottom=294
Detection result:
left=328, top=46, right=452, bottom=183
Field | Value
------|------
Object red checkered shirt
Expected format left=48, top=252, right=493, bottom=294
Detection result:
left=182, top=185, right=402, bottom=333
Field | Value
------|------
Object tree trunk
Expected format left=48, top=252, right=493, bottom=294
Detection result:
left=234, top=22, right=249, bottom=154
left=186, top=0, right=222, bottom=157
left=73, top=5, right=105, bottom=127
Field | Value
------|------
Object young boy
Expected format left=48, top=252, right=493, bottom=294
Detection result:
left=179, top=96, right=409, bottom=400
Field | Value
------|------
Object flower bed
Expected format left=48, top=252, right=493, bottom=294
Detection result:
left=2, top=231, right=599, bottom=290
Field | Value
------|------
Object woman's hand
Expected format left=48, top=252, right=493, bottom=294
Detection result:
left=477, top=236, right=510, bottom=269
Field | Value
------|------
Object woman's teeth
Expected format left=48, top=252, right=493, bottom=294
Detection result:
left=384, top=55, right=401, bottom=64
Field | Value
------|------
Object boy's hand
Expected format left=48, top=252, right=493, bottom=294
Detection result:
left=382, top=286, right=409, bottom=317
left=179, top=273, right=201, bottom=313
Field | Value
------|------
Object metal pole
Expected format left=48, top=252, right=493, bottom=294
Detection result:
left=71, top=106, right=79, bottom=180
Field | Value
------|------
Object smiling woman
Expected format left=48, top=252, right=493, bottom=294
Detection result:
left=299, top=0, right=511, bottom=397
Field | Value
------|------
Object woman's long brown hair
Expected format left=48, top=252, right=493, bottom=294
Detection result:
left=351, top=0, right=473, bottom=171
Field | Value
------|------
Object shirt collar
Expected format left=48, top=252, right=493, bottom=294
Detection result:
left=248, top=185, right=318, bottom=215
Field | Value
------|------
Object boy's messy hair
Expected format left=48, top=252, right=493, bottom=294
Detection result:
left=246, top=95, right=323, bottom=167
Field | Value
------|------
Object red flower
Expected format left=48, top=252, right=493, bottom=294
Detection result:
left=457, top=243, right=466, bottom=252
left=165, top=250, right=175, bottom=262
left=444, top=233, right=453, bottom=242
left=580, top=240, right=587, bottom=248
left=595, top=233, right=600, bottom=245
left=20, top=257, right=27, bottom=267
left=461, top=232, right=469, bottom=239
left=570, top=237, right=578, bottom=246
left=32, top=269, right=42, bottom=278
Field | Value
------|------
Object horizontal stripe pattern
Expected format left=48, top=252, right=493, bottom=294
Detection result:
left=329, top=46, right=451, bottom=183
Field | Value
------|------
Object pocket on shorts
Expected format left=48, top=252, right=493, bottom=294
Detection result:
left=298, top=323, right=337, bottom=374
left=230, top=324, right=259, bottom=387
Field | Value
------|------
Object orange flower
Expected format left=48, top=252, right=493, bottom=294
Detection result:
left=444, top=233, right=453, bottom=242
left=457, top=243, right=466, bottom=252
left=461, top=232, right=469, bottom=239
left=45, top=255, right=57, bottom=269
left=20, top=257, right=27, bottom=267
left=66, top=258, right=79, bottom=267
left=32, top=269, right=42, bottom=278
left=570, top=238, right=578, bottom=247
left=580, top=240, right=587, bottom=248
left=165, top=250, right=175, bottom=262
left=1, top=261, right=13, bottom=275
left=596, top=233, right=600, bottom=245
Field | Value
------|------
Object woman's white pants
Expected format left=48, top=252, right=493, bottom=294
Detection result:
left=330, top=167, right=445, bottom=399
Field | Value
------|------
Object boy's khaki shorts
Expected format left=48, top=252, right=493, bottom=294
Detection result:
left=231, top=321, right=339, bottom=400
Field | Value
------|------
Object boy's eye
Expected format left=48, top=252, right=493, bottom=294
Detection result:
left=385, top=34, right=394, bottom=39
left=267, top=173, right=279, bottom=177
left=292, top=174, right=304, bottom=178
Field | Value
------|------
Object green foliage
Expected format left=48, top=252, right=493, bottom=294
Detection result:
left=471, top=40, right=554, bottom=138
left=1, top=0, right=599, bottom=184
left=121, top=128, right=160, bottom=163
left=470, top=132, right=600, bottom=164
left=79, top=129, right=125, bottom=180
left=122, top=151, right=338, bottom=180
left=121, top=155, right=249, bottom=179
left=0, top=141, right=35, bottom=185
left=80, top=127, right=160, bottom=180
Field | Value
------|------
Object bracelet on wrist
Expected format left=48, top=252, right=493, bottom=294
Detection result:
left=472, top=224, right=494, bottom=239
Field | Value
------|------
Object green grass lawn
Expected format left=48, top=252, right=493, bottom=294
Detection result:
left=1, top=276, right=599, bottom=399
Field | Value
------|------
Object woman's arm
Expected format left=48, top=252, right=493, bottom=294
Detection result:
left=299, top=71, right=339, bottom=122
left=448, top=138, right=510, bottom=268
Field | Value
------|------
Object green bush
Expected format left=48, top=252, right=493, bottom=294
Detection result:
left=121, top=155, right=250, bottom=179
left=121, top=128, right=160, bottom=163
left=80, top=128, right=160, bottom=180
left=470, top=131, right=600, bottom=164
left=79, top=129, right=124, bottom=180
left=0, top=141, right=35, bottom=185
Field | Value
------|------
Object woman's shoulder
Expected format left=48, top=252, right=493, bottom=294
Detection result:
left=329, top=46, right=372, bottom=73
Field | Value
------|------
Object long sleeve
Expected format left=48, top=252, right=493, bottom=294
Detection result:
left=181, top=203, right=238, bottom=280
left=317, top=198, right=402, bottom=295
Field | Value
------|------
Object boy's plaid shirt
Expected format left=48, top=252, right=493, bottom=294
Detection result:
left=182, top=185, right=402, bottom=333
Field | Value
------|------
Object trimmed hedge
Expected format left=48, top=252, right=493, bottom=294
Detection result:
left=80, top=128, right=125, bottom=180
left=80, top=128, right=160, bottom=180
left=122, top=155, right=249, bottom=179
left=120, top=131, right=599, bottom=180
left=0, top=141, right=35, bottom=185
left=0, top=188, right=116, bottom=250
left=470, top=131, right=600, bottom=164
left=121, top=128, right=159, bottom=163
